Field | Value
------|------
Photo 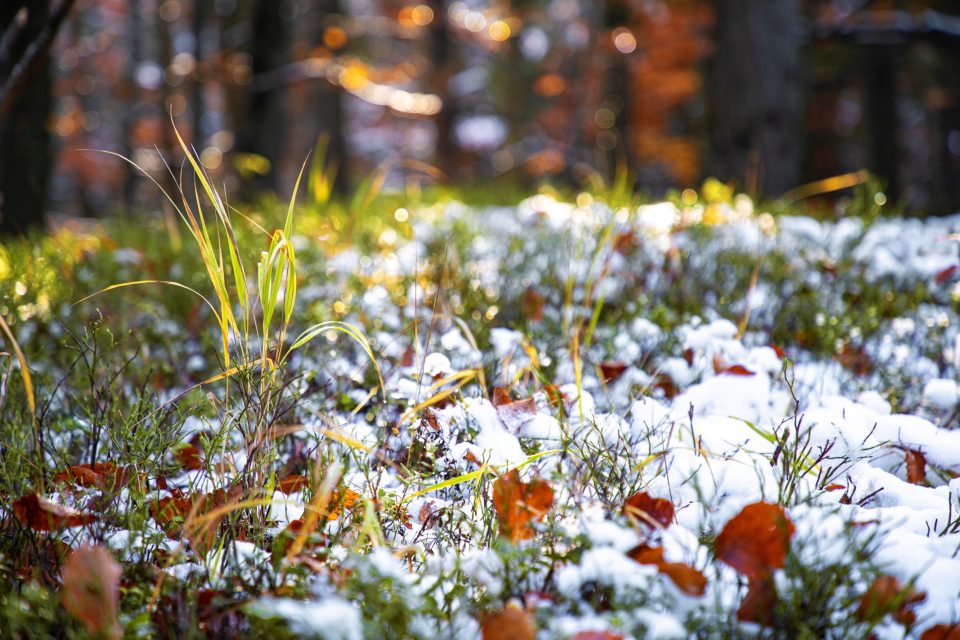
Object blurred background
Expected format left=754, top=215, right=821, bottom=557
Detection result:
left=1, top=0, right=959, bottom=233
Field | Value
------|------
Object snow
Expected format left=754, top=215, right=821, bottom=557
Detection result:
left=251, top=597, right=363, bottom=640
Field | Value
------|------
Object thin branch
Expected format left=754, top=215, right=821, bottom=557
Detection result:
left=0, top=0, right=78, bottom=121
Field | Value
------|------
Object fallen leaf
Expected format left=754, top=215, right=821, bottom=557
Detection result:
left=823, top=483, right=845, bottom=492
left=737, top=575, right=778, bottom=625
left=922, top=624, right=960, bottom=640
left=627, top=544, right=707, bottom=597
left=61, top=545, right=122, bottom=640
left=572, top=632, right=625, bottom=640
left=480, top=601, right=536, bottom=640
left=492, top=387, right=538, bottom=433
left=623, top=491, right=675, bottom=529
left=13, top=493, right=98, bottom=531
left=715, top=502, right=794, bottom=579
left=174, top=434, right=204, bottom=471
left=277, top=473, right=308, bottom=494
left=492, top=470, right=554, bottom=543
left=599, top=361, right=628, bottom=384
left=658, top=561, right=709, bottom=597
left=856, top=575, right=926, bottom=625
left=934, top=264, right=958, bottom=286
left=712, top=355, right=756, bottom=376
left=905, top=449, right=927, bottom=485
left=54, top=462, right=138, bottom=493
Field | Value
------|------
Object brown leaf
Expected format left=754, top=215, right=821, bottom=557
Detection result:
left=492, top=470, right=554, bottom=543
left=922, top=624, right=960, bottom=640
left=13, top=493, right=98, bottom=531
left=480, top=601, right=536, bottom=640
left=599, top=361, right=629, bottom=384
left=572, top=632, right=625, bottom=640
left=627, top=544, right=707, bottom=597
left=712, top=355, right=756, bottom=376
left=715, top=502, right=795, bottom=579
left=54, top=462, right=137, bottom=493
left=622, top=491, right=675, bottom=529
left=277, top=473, right=308, bottom=494
left=856, top=575, right=926, bottom=625
left=658, top=561, right=708, bottom=597
left=492, top=387, right=538, bottom=433
left=905, top=449, right=927, bottom=486
left=934, top=264, right=958, bottom=286
left=61, top=545, right=122, bottom=640
left=737, top=575, right=778, bottom=625
left=174, top=437, right=203, bottom=471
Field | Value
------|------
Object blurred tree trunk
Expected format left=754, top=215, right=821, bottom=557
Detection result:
left=864, top=47, right=900, bottom=202
left=310, top=0, right=348, bottom=193
left=428, top=0, right=458, bottom=173
left=0, top=1, right=53, bottom=234
left=238, top=0, right=291, bottom=193
left=706, top=0, right=803, bottom=196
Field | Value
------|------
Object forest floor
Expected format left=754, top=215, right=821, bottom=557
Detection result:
left=1, top=176, right=960, bottom=639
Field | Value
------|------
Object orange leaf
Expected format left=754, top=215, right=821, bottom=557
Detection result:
left=712, top=355, right=756, bottom=376
left=658, top=561, right=708, bottom=597
left=492, top=470, right=554, bottom=543
left=623, top=491, right=675, bottom=529
left=905, top=449, right=927, bottom=486
left=922, top=624, right=960, bottom=640
left=480, top=601, right=536, bottom=640
left=61, top=545, right=122, bottom=640
left=277, top=473, right=308, bottom=494
left=715, top=502, right=794, bottom=578
left=492, top=388, right=538, bottom=432
left=627, top=544, right=707, bottom=597
left=13, top=493, right=98, bottom=531
left=856, top=575, right=926, bottom=625
left=572, top=632, right=625, bottom=640
left=737, top=575, right=778, bottom=625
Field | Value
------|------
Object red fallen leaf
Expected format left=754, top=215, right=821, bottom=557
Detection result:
left=934, top=264, right=959, bottom=285
left=599, top=361, right=629, bottom=384
left=737, top=575, right=778, bottom=625
left=623, top=491, right=675, bottom=529
left=922, top=624, right=960, bottom=640
left=823, top=483, right=846, bottom=492
left=683, top=347, right=695, bottom=367
left=572, top=631, right=625, bottom=640
left=905, top=449, right=927, bottom=486
left=61, top=545, right=122, bottom=640
left=654, top=373, right=680, bottom=399
left=521, top=287, right=546, bottom=323
left=715, top=502, right=795, bottom=579
left=480, top=601, right=536, bottom=640
left=627, top=544, right=707, bottom=597
left=492, top=387, right=537, bottom=432
left=492, top=470, right=554, bottom=543
left=712, top=355, right=756, bottom=376
left=856, top=575, right=926, bottom=625
left=277, top=473, right=308, bottom=494
left=174, top=433, right=204, bottom=471
left=54, top=463, right=138, bottom=493
left=13, top=493, right=98, bottom=531
left=768, top=344, right=786, bottom=359
left=837, top=343, right=873, bottom=377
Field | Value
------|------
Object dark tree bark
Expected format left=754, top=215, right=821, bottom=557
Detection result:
left=428, top=0, right=457, bottom=173
left=863, top=47, right=900, bottom=202
left=706, top=0, right=803, bottom=196
left=309, top=0, right=348, bottom=194
left=238, top=0, right=292, bottom=193
left=0, top=1, right=53, bottom=234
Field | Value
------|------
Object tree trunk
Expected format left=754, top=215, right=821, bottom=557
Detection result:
left=706, top=0, right=803, bottom=197
left=309, top=0, right=348, bottom=194
left=0, top=0, right=52, bottom=234
left=238, top=0, right=291, bottom=194
left=428, top=0, right=457, bottom=173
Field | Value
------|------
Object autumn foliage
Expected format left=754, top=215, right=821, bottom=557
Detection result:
left=492, top=470, right=554, bottom=543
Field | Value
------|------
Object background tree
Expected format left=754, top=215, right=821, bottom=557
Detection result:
left=0, top=0, right=75, bottom=234
left=706, top=0, right=804, bottom=196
